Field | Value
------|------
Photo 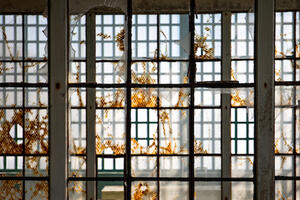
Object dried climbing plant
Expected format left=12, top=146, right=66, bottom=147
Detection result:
left=0, top=102, right=49, bottom=198
left=132, top=182, right=157, bottom=200
left=0, top=180, right=23, bottom=199
left=230, top=68, right=254, bottom=106
left=277, top=189, right=291, bottom=200
left=92, top=26, right=228, bottom=168
left=116, top=28, right=125, bottom=51
left=194, top=34, right=214, bottom=59
left=94, top=28, right=194, bottom=157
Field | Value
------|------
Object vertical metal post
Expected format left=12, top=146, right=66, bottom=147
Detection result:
left=21, top=14, right=25, bottom=200
left=49, top=0, right=68, bottom=199
left=86, top=12, right=96, bottom=200
left=221, top=12, right=231, bottom=200
left=293, top=11, right=297, bottom=200
left=156, top=14, right=160, bottom=200
left=189, top=0, right=195, bottom=199
left=255, top=0, right=275, bottom=199
left=125, top=0, right=132, bottom=200
left=221, top=11, right=232, bottom=200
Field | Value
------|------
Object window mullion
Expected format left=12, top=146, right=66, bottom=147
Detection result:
left=86, top=11, right=96, bottom=200
left=189, top=0, right=195, bottom=199
left=125, top=0, right=133, bottom=200
left=254, top=0, right=275, bottom=199
left=49, top=0, right=68, bottom=199
left=221, top=11, right=232, bottom=200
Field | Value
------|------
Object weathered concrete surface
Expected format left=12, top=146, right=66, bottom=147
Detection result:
left=255, top=0, right=275, bottom=199
left=221, top=11, right=232, bottom=200
left=1, top=0, right=300, bottom=14
left=49, top=0, right=68, bottom=199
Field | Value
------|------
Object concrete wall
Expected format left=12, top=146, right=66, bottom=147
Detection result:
left=1, top=0, right=300, bottom=14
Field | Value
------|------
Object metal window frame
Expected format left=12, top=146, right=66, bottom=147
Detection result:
left=65, top=0, right=267, bottom=200
left=274, top=10, right=300, bottom=200
left=0, top=0, right=283, bottom=199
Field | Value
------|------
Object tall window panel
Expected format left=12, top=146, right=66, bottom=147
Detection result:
left=275, top=11, right=300, bottom=199
left=194, top=13, right=223, bottom=200
left=0, top=15, right=49, bottom=199
left=68, top=14, right=88, bottom=199
left=230, top=13, right=255, bottom=199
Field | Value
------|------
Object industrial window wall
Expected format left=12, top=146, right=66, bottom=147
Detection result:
left=0, top=0, right=298, bottom=199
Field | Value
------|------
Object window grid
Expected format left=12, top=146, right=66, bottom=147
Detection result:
left=132, top=14, right=157, bottom=59
left=0, top=14, right=49, bottom=199
left=67, top=9, right=256, bottom=199
left=275, top=11, right=300, bottom=200
left=24, top=15, right=47, bottom=60
left=2, top=7, right=300, bottom=200
left=96, top=15, right=124, bottom=60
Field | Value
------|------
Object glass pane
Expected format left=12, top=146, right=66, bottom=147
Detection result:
left=195, top=14, right=222, bottom=59
left=231, top=60, right=254, bottom=83
left=196, top=61, right=221, bottom=82
left=231, top=13, right=254, bottom=59
left=232, top=182, right=253, bottom=200
left=159, top=62, right=188, bottom=84
left=132, top=181, right=157, bottom=200
left=195, top=109, right=221, bottom=154
left=195, top=156, right=221, bottom=177
left=275, top=12, right=294, bottom=58
left=25, top=15, right=48, bottom=60
left=96, top=15, right=125, bottom=60
left=70, top=15, right=86, bottom=60
left=159, top=109, right=189, bottom=154
left=68, top=181, right=86, bottom=199
left=159, top=181, right=188, bottom=200
left=275, top=155, right=293, bottom=176
left=25, top=181, right=48, bottom=199
left=132, top=156, right=156, bottom=177
left=231, top=156, right=253, bottom=178
left=195, top=182, right=221, bottom=200
left=96, top=109, right=125, bottom=155
left=0, top=15, right=23, bottom=60
left=99, top=181, right=124, bottom=200
left=131, top=108, right=157, bottom=155
left=0, top=180, right=23, bottom=199
left=159, top=156, right=188, bottom=177
left=0, top=62, right=22, bottom=83
left=275, top=181, right=293, bottom=200
left=159, top=14, right=189, bottom=60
